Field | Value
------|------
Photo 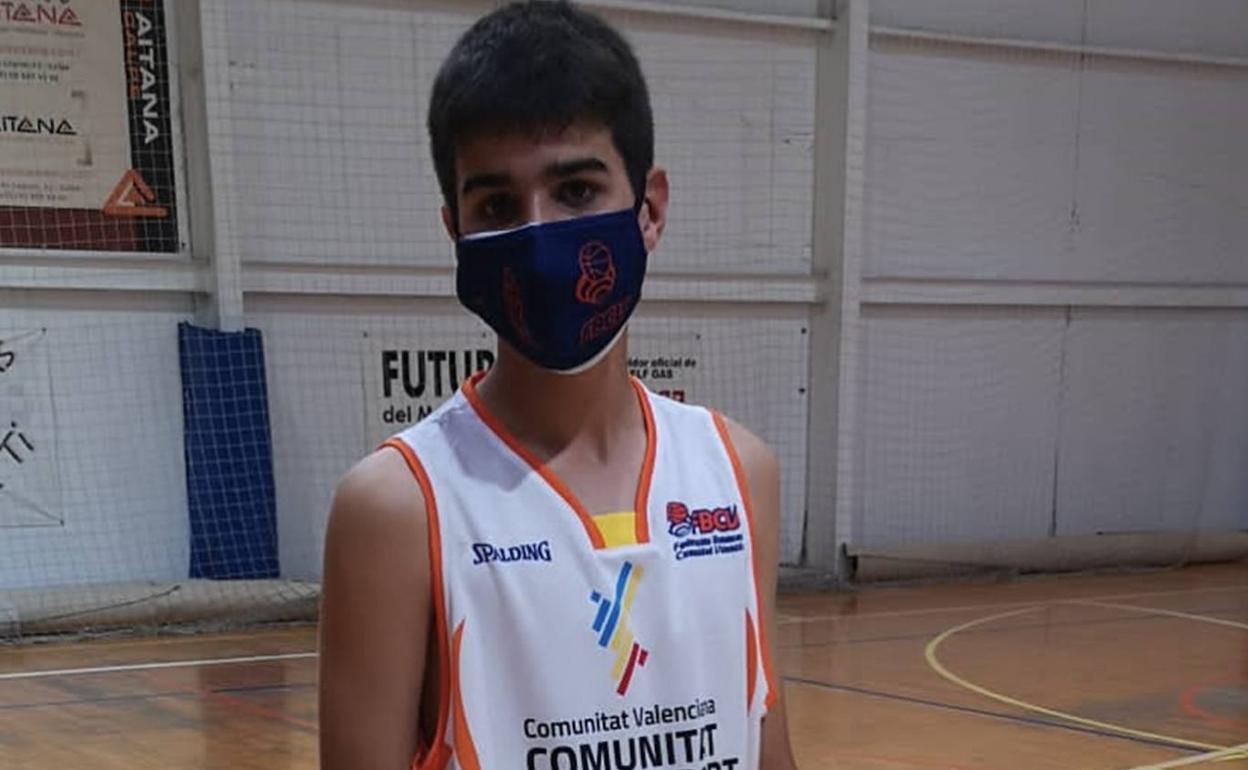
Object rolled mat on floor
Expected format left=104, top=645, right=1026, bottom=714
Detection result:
left=847, top=531, right=1248, bottom=582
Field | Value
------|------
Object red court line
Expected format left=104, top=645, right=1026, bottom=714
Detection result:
left=202, top=689, right=317, bottom=733
left=1178, top=682, right=1248, bottom=732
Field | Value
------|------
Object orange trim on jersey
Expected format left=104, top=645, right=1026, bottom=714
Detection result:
left=710, top=411, right=779, bottom=711
left=461, top=372, right=657, bottom=550
left=630, top=378, right=656, bottom=544
left=451, top=621, right=482, bottom=770
left=412, top=741, right=450, bottom=770
left=380, top=439, right=452, bottom=770
left=461, top=374, right=604, bottom=549
left=746, top=610, right=759, bottom=711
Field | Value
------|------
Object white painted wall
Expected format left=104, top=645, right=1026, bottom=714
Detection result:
left=1057, top=310, right=1248, bottom=535
left=1, top=0, right=819, bottom=592
left=1085, top=1, right=1248, bottom=59
left=847, top=1, right=1248, bottom=553
left=858, top=307, right=1065, bottom=546
left=250, top=300, right=810, bottom=576
left=864, top=41, right=1079, bottom=280
left=864, top=41, right=1248, bottom=283
left=221, top=0, right=816, bottom=274
left=210, top=0, right=820, bottom=571
left=873, top=0, right=1248, bottom=57
left=872, top=0, right=1089, bottom=43
left=0, top=297, right=192, bottom=589
left=643, top=0, right=820, bottom=17
left=1075, top=64, right=1248, bottom=283
left=10, top=0, right=1240, bottom=588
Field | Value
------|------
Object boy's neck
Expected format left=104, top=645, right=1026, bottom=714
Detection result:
left=474, top=339, right=638, bottom=460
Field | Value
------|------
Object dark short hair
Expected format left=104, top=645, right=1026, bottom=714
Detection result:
left=428, top=1, right=654, bottom=222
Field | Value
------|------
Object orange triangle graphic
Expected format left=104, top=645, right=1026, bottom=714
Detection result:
left=104, top=169, right=168, bottom=218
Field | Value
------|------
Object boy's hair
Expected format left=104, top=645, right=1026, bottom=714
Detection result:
left=428, top=1, right=654, bottom=222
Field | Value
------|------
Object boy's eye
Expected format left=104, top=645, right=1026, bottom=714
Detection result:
left=558, top=180, right=597, bottom=208
left=479, top=195, right=515, bottom=224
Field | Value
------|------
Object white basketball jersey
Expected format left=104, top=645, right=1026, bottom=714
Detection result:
left=384, top=373, right=776, bottom=770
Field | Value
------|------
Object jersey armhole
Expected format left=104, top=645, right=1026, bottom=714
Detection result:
left=379, top=439, right=453, bottom=770
left=707, top=411, right=779, bottom=713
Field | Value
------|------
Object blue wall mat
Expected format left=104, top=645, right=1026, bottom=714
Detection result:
left=178, top=322, right=279, bottom=579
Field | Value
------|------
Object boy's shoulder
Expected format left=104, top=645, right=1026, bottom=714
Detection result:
left=640, top=387, right=779, bottom=490
left=327, top=445, right=431, bottom=565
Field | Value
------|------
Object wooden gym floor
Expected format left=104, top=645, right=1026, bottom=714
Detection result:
left=1, top=562, right=1245, bottom=769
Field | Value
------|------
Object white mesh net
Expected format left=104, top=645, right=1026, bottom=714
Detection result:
left=2, top=0, right=1245, bottom=640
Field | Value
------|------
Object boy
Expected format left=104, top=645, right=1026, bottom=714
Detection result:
left=319, top=3, right=797, bottom=768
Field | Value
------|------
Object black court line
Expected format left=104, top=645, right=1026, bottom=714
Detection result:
left=779, top=601, right=1248, bottom=650
left=216, top=681, right=316, bottom=696
left=785, top=676, right=1205, bottom=754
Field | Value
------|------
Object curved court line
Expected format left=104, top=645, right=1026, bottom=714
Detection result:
left=1179, top=682, right=1248, bottom=732
left=923, top=606, right=1229, bottom=753
left=1071, top=600, right=1248, bottom=632
left=0, top=651, right=317, bottom=681
left=1120, top=742, right=1248, bottom=769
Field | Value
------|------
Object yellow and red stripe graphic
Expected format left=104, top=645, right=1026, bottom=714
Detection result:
left=589, top=562, right=648, bottom=695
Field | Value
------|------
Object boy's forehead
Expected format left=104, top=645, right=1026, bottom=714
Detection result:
left=453, top=123, right=624, bottom=180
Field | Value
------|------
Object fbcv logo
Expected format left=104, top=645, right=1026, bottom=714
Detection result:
left=666, top=502, right=741, bottom=538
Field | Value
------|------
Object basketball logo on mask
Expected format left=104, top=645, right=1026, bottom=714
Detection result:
left=575, top=241, right=617, bottom=306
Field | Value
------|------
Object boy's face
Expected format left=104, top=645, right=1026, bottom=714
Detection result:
left=444, top=122, right=667, bottom=251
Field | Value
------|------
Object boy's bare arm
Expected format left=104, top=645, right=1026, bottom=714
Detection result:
left=725, top=417, right=799, bottom=770
left=319, top=449, right=431, bottom=770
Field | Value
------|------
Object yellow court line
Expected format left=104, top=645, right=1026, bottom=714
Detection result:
left=923, top=606, right=1229, bottom=753
left=1070, top=600, right=1248, bottom=632
left=1121, top=742, right=1248, bottom=769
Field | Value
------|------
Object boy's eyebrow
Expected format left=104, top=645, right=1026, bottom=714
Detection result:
left=461, top=172, right=511, bottom=196
left=460, top=158, right=608, bottom=196
left=544, top=157, right=608, bottom=178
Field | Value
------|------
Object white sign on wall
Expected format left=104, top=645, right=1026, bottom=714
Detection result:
left=0, top=0, right=180, bottom=252
left=627, top=332, right=702, bottom=405
left=361, top=329, right=495, bottom=448
left=0, top=328, right=61, bottom=527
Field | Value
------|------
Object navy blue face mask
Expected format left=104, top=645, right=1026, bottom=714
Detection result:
left=455, top=209, right=648, bottom=373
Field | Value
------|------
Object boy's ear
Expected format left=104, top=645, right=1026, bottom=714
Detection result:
left=638, top=167, right=669, bottom=254
left=441, top=204, right=458, bottom=241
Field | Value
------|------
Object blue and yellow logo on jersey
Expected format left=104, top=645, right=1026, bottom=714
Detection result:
left=588, top=561, right=649, bottom=696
